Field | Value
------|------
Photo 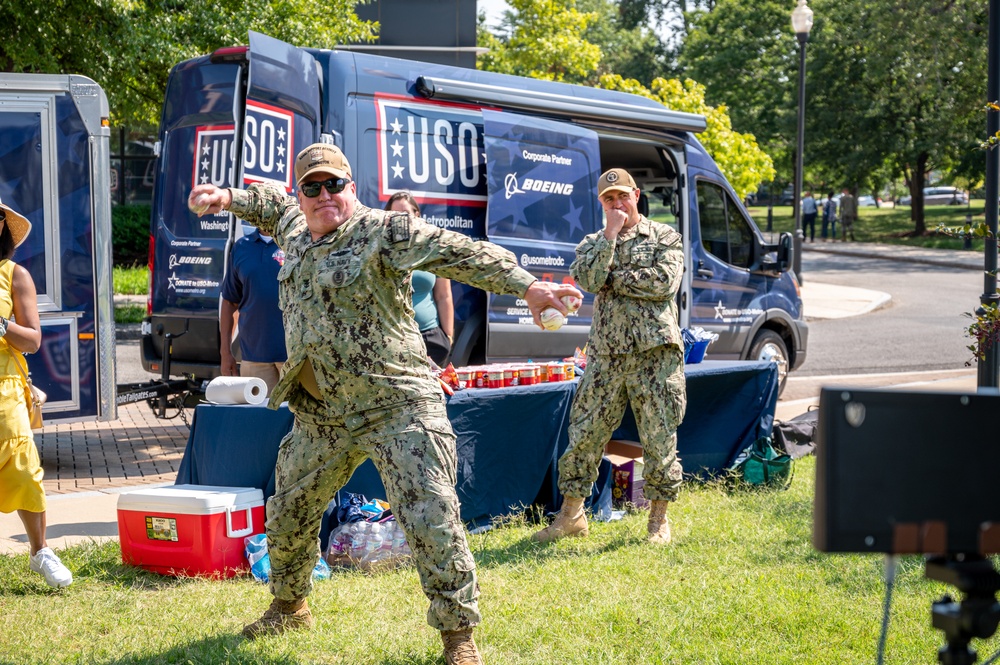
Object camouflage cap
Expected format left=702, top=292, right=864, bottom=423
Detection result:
left=295, top=143, right=352, bottom=185
left=597, top=168, right=638, bottom=196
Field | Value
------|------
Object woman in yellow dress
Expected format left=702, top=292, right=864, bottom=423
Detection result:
left=0, top=199, right=72, bottom=587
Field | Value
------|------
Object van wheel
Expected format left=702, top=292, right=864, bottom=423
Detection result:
left=748, top=330, right=788, bottom=396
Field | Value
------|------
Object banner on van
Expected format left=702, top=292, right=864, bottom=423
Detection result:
left=375, top=94, right=488, bottom=208
left=482, top=111, right=600, bottom=332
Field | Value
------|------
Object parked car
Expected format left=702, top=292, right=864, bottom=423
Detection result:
left=898, top=186, right=968, bottom=206
left=857, top=195, right=878, bottom=207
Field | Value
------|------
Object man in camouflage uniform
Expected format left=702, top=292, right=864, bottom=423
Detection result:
left=533, top=167, right=686, bottom=546
left=189, top=143, right=580, bottom=665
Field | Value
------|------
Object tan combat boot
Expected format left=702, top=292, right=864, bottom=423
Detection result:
left=441, top=628, right=483, bottom=665
left=241, top=597, right=313, bottom=639
left=647, top=500, right=671, bottom=545
left=531, top=496, right=588, bottom=543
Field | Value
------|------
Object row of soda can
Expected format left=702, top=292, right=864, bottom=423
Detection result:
left=455, top=362, right=577, bottom=389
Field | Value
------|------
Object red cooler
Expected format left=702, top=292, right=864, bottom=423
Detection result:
left=117, top=484, right=265, bottom=578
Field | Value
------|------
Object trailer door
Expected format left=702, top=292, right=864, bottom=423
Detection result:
left=482, top=110, right=600, bottom=359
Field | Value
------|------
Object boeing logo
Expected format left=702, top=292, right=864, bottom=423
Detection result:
left=505, top=173, right=574, bottom=199
left=504, top=173, right=526, bottom=199
left=168, top=254, right=212, bottom=269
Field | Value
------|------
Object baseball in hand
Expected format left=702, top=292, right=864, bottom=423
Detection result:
left=539, top=307, right=567, bottom=331
left=191, top=193, right=212, bottom=215
left=561, top=295, right=582, bottom=313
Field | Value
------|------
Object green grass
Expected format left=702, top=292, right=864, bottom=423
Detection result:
left=114, top=303, right=146, bottom=325
left=3, top=457, right=996, bottom=664
left=113, top=265, right=148, bottom=296
left=747, top=200, right=990, bottom=252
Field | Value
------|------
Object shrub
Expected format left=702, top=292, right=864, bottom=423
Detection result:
left=112, top=204, right=151, bottom=267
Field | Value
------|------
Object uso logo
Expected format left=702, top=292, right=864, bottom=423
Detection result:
left=192, top=124, right=235, bottom=189
left=242, top=100, right=294, bottom=192
left=376, top=95, right=487, bottom=206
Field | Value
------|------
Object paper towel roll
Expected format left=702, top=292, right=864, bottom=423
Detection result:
left=205, top=376, right=268, bottom=405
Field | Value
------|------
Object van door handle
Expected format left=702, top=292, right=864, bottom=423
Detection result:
left=697, top=263, right=714, bottom=279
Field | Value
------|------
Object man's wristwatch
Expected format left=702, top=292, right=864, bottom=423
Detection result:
left=0, top=316, right=9, bottom=338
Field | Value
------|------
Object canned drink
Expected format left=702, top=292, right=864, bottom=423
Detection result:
left=548, top=363, right=565, bottom=382
left=488, top=368, right=504, bottom=389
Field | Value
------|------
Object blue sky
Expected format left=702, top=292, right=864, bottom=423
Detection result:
left=478, top=0, right=511, bottom=29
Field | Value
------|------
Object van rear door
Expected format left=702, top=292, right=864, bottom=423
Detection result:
left=482, top=110, right=600, bottom=359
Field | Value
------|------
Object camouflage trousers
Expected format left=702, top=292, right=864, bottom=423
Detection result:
left=266, top=393, right=480, bottom=632
left=560, top=344, right=686, bottom=501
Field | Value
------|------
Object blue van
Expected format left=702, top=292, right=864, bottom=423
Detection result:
left=142, top=32, right=807, bottom=392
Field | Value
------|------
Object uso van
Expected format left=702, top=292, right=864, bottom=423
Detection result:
left=142, top=32, right=807, bottom=392
left=0, top=74, right=117, bottom=423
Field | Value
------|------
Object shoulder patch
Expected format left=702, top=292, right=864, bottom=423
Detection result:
left=389, top=212, right=412, bottom=244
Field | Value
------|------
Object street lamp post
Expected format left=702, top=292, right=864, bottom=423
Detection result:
left=978, top=0, right=1000, bottom=388
left=791, top=0, right=813, bottom=284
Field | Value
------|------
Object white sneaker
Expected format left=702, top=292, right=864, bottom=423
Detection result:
left=29, top=547, right=73, bottom=588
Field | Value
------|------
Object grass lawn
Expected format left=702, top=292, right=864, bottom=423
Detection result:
left=3, top=456, right=997, bottom=664
left=748, top=200, right=990, bottom=252
left=113, top=265, right=148, bottom=325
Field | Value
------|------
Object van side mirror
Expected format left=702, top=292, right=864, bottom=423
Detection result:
left=761, top=232, right=793, bottom=273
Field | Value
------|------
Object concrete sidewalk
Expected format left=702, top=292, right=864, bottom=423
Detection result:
left=0, top=241, right=985, bottom=558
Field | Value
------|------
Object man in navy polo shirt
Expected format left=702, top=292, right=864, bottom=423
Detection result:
left=220, top=226, right=287, bottom=392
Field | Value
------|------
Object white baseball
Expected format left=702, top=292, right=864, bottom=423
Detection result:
left=539, top=307, right=566, bottom=331
left=561, top=295, right=582, bottom=313
left=192, top=193, right=212, bottom=214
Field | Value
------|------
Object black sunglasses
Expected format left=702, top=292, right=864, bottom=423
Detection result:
left=300, top=177, right=351, bottom=198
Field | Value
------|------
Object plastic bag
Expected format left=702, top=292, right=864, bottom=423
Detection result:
left=326, top=518, right=412, bottom=572
left=243, top=533, right=331, bottom=584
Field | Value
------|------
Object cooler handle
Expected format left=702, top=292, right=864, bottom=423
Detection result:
left=226, top=505, right=254, bottom=539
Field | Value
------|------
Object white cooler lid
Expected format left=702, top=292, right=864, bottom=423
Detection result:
left=117, top=484, right=264, bottom=514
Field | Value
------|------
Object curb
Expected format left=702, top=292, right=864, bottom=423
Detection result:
left=803, top=244, right=981, bottom=271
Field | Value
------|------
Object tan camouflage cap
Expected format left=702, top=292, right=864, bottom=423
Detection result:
left=597, top=168, right=638, bottom=196
left=295, top=143, right=352, bottom=185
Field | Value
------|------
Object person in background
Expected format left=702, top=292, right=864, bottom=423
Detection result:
left=533, top=168, right=686, bottom=547
left=220, top=225, right=287, bottom=393
left=188, top=143, right=580, bottom=665
left=385, top=192, right=454, bottom=366
left=840, top=187, right=858, bottom=241
left=0, top=199, right=72, bottom=588
left=821, top=190, right=837, bottom=242
left=801, top=191, right=818, bottom=242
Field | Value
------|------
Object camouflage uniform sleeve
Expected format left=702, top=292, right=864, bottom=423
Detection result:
left=227, top=183, right=299, bottom=241
left=383, top=213, right=536, bottom=297
left=570, top=232, right=615, bottom=294
left=608, top=227, right=683, bottom=301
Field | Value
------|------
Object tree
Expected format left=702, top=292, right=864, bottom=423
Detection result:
left=0, top=0, right=378, bottom=127
left=599, top=75, right=775, bottom=199
left=477, top=0, right=601, bottom=83
left=678, top=0, right=988, bottom=234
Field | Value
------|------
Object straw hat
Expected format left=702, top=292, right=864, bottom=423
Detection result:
left=0, top=198, right=32, bottom=248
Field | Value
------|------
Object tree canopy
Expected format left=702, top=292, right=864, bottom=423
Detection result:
left=679, top=0, right=988, bottom=232
left=0, top=0, right=377, bottom=127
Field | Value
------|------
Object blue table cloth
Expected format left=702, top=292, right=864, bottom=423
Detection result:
left=176, top=360, right=778, bottom=529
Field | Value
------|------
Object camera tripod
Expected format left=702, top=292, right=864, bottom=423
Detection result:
left=926, top=555, right=1000, bottom=665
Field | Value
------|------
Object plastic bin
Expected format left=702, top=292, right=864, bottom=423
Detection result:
left=685, top=339, right=711, bottom=364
